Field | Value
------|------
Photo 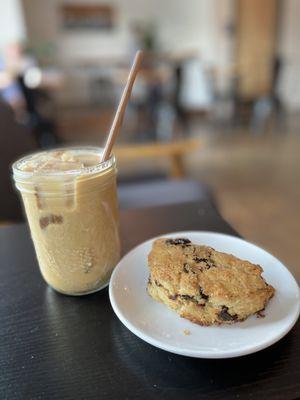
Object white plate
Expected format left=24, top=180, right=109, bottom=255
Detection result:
left=109, top=231, right=300, bottom=358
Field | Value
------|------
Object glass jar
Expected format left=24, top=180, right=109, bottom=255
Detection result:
left=13, top=147, right=121, bottom=295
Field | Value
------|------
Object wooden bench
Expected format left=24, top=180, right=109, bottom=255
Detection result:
left=114, top=138, right=201, bottom=178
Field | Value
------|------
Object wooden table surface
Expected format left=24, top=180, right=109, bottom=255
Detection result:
left=0, top=201, right=299, bottom=400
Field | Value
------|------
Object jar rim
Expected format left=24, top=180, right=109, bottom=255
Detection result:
left=12, top=146, right=115, bottom=181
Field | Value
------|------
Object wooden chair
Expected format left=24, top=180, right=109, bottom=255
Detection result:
left=115, top=138, right=201, bottom=178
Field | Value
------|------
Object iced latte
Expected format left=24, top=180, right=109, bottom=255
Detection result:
left=13, top=147, right=120, bottom=295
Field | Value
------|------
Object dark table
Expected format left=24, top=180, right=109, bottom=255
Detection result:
left=0, top=201, right=299, bottom=400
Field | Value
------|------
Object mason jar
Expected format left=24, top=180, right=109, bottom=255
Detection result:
left=12, top=147, right=121, bottom=295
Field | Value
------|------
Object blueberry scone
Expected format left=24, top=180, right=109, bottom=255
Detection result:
left=147, top=238, right=275, bottom=325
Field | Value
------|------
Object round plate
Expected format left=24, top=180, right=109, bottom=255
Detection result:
left=109, top=231, right=300, bottom=358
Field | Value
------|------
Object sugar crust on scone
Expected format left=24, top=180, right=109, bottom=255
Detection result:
left=147, top=238, right=275, bottom=326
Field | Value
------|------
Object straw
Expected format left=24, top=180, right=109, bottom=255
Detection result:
left=101, top=50, right=143, bottom=162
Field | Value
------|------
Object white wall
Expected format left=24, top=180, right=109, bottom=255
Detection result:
left=0, top=0, right=26, bottom=50
left=22, top=0, right=235, bottom=107
left=19, top=0, right=300, bottom=110
left=22, top=0, right=233, bottom=65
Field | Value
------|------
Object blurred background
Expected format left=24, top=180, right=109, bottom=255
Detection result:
left=0, top=0, right=299, bottom=274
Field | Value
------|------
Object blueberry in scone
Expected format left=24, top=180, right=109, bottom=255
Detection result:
left=147, top=238, right=275, bottom=325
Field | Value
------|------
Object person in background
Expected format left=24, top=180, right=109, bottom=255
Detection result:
left=0, top=42, right=38, bottom=120
left=0, top=42, right=59, bottom=147
left=0, top=56, right=25, bottom=118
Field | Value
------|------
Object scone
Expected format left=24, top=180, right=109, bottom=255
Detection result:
left=147, top=238, right=275, bottom=325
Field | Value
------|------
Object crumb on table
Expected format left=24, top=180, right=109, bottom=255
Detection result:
left=183, top=329, right=190, bottom=336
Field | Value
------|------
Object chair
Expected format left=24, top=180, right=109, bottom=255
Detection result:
left=118, top=179, right=215, bottom=209
left=115, top=138, right=201, bottom=178
left=0, top=101, right=37, bottom=222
